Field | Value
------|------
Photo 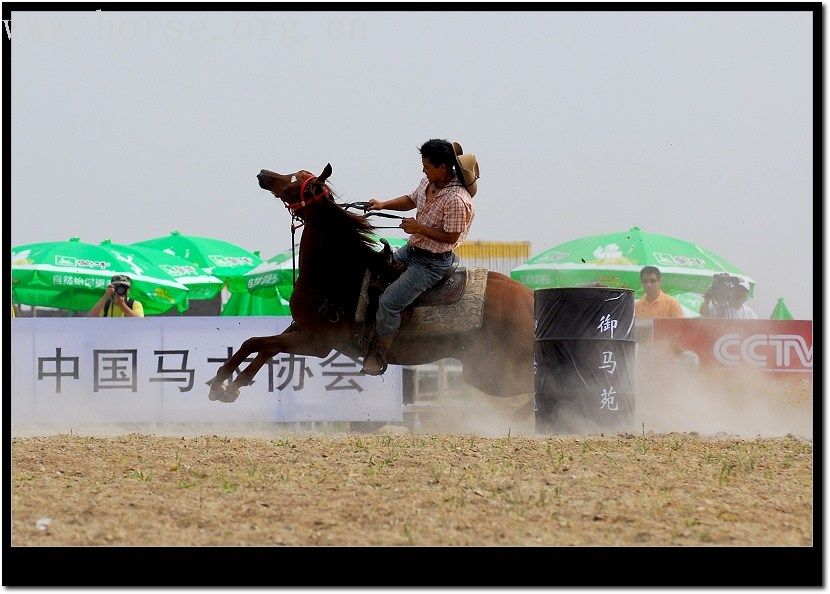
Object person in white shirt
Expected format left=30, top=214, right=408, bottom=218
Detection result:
left=700, top=277, right=758, bottom=319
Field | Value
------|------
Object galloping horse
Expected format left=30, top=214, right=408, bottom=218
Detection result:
left=207, top=164, right=534, bottom=403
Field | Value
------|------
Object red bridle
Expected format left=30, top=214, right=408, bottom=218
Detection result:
left=284, top=176, right=330, bottom=215
left=283, top=174, right=331, bottom=287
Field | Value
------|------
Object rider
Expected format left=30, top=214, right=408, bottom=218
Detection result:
left=361, top=138, right=479, bottom=375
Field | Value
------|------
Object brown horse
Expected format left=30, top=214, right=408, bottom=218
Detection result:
left=207, top=164, right=534, bottom=403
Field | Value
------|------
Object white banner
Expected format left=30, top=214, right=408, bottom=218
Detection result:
left=11, top=317, right=402, bottom=424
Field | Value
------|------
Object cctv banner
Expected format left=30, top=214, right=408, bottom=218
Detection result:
left=652, top=318, right=813, bottom=376
left=11, top=317, right=402, bottom=425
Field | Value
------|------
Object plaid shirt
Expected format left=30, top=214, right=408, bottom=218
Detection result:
left=406, top=176, right=475, bottom=253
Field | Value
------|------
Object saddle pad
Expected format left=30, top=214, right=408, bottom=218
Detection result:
left=400, top=267, right=489, bottom=337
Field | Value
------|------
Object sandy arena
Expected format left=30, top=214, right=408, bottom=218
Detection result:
left=11, top=360, right=813, bottom=547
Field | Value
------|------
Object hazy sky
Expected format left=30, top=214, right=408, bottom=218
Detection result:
left=9, top=9, right=815, bottom=318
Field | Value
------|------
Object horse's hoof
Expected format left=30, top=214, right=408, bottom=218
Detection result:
left=218, top=383, right=241, bottom=403
left=208, top=382, right=226, bottom=401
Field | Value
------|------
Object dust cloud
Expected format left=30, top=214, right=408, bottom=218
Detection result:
left=635, top=342, right=812, bottom=439
left=11, top=346, right=812, bottom=440
left=405, top=342, right=812, bottom=439
left=406, top=391, right=539, bottom=438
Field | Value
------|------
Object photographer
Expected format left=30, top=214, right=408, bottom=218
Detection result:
left=88, top=274, right=144, bottom=317
left=699, top=274, right=757, bottom=320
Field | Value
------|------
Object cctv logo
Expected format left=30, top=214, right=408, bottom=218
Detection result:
left=713, top=334, right=813, bottom=370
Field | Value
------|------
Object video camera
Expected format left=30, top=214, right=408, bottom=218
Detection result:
left=709, top=273, right=740, bottom=302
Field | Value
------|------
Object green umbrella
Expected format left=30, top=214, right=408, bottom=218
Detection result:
left=12, top=237, right=190, bottom=314
left=511, top=226, right=754, bottom=296
left=102, top=240, right=225, bottom=301
left=132, top=231, right=262, bottom=281
left=242, top=245, right=297, bottom=298
left=673, top=292, right=703, bottom=319
left=243, top=234, right=408, bottom=299
left=770, top=298, right=794, bottom=320
left=221, top=292, right=292, bottom=316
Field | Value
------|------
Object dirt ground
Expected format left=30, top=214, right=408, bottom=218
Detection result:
left=12, top=430, right=812, bottom=546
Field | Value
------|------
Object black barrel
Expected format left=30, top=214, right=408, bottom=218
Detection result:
left=534, top=287, right=636, bottom=434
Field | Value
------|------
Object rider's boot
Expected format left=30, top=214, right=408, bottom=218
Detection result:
left=361, top=331, right=396, bottom=376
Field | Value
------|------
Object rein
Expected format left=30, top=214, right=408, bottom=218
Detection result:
left=341, top=201, right=406, bottom=230
left=284, top=176, right=331, bottom=286
left=283, top=193, right=405, bottom=287
left=290, top=217, right=302, bottom=286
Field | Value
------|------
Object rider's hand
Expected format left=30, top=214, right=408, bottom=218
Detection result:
left=400, top=217, right=420, bottom=234
left=367, top=199, right=384, bottom=211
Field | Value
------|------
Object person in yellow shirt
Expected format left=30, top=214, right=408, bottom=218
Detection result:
left=634, top=266, right=683, bottom=319
left=88, top=274, right=144, bottom=317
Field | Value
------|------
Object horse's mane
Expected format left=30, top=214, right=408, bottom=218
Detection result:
left=302, top=182, right=380, bottom=254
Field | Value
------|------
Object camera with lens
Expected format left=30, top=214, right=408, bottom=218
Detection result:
left=114, top=283, right=129, bottom=297
left=709, top=273, right=738, bottom=302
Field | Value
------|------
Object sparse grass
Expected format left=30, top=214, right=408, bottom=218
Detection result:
left=127, top=469, right=151, bottom=482
left=403, top=523, right=415, bottom=545
left=11, top=432, right=813, bottom=546
left=428, top=466, right=441, bottom=485
left=246, top=463, right=260, bottom=479
left=169, top=453, right=182, bottom=472
left=739, top=456, right=756, bottom=473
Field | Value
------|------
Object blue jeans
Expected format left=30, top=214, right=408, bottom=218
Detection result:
left=375, top=243, right=457, bottom=337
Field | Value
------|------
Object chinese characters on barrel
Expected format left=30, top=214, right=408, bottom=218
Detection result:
left=596, top=313, right=620, bottom=411
left=597, top=314, right=618, bottom=338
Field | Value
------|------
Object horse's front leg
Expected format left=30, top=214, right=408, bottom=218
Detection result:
left=207, top=323, right=299, bottom=401
left=210, top=329, right=333, bottom=403
left=207, top=334, right=262, bottom=401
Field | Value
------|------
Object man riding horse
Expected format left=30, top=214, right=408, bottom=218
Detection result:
left=361, top=138, right=480, bottom=375
left=209, top=151, right=532, bottom=404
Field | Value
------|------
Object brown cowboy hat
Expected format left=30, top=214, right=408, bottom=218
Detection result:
left=452, top=141, right=479, bottom=198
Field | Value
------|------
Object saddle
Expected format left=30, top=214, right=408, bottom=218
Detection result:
left=356, top=240, right=466, bottom=322
left=354, top=240, right=488, bottom=341
left=355, top=267, right=469, bottom=322
left=412, top=269, right=468, bottom=306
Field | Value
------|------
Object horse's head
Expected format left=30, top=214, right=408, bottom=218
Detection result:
left=257, top=164, right=333, bottom=217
